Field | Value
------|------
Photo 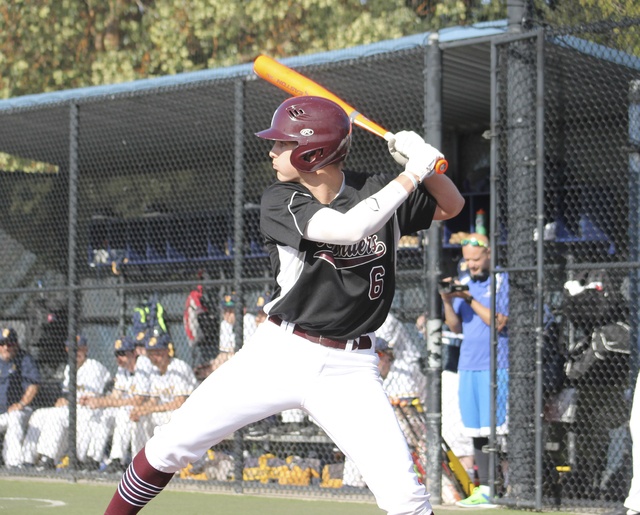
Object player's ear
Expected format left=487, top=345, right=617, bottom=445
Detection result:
left=303, top=149, right=323, bottom=166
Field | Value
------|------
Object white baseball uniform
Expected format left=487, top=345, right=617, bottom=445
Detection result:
left=22, top=357, right=111, bottom=464
left=88, top=358, right=152, bottom=464
left=140, top=171, right=438, bottom=515
left=132, top=357, right=196, bottom=451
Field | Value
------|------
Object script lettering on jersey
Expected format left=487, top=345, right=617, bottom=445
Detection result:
left=313, top=235, right=387, bottom=269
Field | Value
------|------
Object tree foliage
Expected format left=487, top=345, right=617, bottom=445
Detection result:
left=534, top=0, right=639, bottom=23
left=1, top=0, right=636, bottom=100
left=533, top=0, right=640, bottom=56
left=0, top=0, right=505, bottom=99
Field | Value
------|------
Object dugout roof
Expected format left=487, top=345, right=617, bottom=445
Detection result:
left=0, top=21, right=508, bottom=171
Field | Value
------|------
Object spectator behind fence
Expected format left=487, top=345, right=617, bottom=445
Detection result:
left=128, top=333, right=196, bottom=449
left=21, top=334, right=111, bottom=471
left=0, top=327, right=40, bottom=469
left=78, top=335, right=151, bottom=474
left=440, top=233, right=509, bottom=508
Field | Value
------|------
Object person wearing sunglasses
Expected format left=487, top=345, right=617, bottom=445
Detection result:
left=0, top=327, right=40, bottom=469
left=78, top=335, right=151, bottom=474
left=439, top=232, right=509, bottom=508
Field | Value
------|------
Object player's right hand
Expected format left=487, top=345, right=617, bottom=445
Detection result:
left=387, top=134, right=409, bottom=166
left=392, top=131, right=444, bottom=181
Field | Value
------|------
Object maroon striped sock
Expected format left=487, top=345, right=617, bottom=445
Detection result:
left=104, top=447, right=174, bottom=514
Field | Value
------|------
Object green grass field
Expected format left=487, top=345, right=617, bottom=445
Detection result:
left=0, top=477, right=589, bottom=514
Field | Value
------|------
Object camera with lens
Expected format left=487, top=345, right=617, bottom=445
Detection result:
left=439, top=280, right=469, bottom=294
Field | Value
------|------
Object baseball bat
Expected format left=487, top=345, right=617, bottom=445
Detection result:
left=253, top=55, right=448, bottom=174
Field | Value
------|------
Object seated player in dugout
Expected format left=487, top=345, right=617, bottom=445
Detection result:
left=105, top=95, right=463, bottom=515
left=79, top=335, right=151, bottom=474
left=22, top=334, right=111, bottom=471
left=127, top=333, right=197, bottom=450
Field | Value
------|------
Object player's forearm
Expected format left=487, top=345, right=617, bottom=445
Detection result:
left=18, top=384, right=39, bottom=408
left=304, top=180, right=410, bottom=245
left=98, top=393, right=137, bottom=408
left=149, top=397, right=187, bottom=414
left=130, top=395, right=148, bottom=407
left=423, top=174, right=464, bottom=221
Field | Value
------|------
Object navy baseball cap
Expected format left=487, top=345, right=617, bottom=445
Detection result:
left=114, top=335, right=135, bottom=353
left=255, top=293, right=270, bottom=311
left=0, top=328, right=18, bottom=346
left=133, top=330, right=148, bottom=346
left=145, top=332, right=172, bottom=351
left=66, top=334, right=88, bottom=347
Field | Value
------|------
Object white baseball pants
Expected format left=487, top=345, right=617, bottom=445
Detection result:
left=145, top=320, right=432, bottom=515
left=0, top=408, right=31, bottom=467
left=22, top=405, right=101, bottom=464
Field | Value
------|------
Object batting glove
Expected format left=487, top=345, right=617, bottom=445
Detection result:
left=387, top=134, right=410, bottom=166
left=392, top=131, right=444, bottom=181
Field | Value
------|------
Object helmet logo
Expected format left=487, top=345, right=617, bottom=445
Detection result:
left=300, top=129, right=314, bottom=136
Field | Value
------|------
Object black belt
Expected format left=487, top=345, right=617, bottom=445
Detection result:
left=269, top=315, right=372, bottom=351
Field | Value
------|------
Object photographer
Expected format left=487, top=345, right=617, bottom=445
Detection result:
left=439, top=232, right=509, bottom=508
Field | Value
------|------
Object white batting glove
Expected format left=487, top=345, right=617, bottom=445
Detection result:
left=392, top=130, right=444, bottom=181
left=387, top=134, right=410, bottom=166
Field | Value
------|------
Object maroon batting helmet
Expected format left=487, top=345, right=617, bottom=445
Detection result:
left=255, top=96, right=352, bottom=173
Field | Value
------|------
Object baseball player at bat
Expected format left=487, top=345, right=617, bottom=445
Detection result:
left=105, top=96, right=464, bottom=515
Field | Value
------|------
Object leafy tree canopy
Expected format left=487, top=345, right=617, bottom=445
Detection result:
left=0, top=0, right=505, bottom=98
left=0, top=0, right=636, bottom=100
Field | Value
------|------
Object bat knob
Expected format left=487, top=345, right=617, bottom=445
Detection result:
left=435, top=159, right=449, bottom=174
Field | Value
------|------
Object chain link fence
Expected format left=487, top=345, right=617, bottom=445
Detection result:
left=0, top=17, right=639, bottom=511
left=493, top=19, right=640, bottom=511
left=0, top=49, right=437, bottom=501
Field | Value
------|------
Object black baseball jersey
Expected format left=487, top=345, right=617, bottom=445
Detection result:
left=260, top=170, right=436, bottom=339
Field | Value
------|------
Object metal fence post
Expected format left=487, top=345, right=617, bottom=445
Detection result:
left=67, top=102, right=80, bottom=473
left=425, top=31, right=443, bottom=504
left=232, top=78, right=246, bottom=492
left=629, top=79, right=640, bottom=384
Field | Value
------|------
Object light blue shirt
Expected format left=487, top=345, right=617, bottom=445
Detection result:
left=454, top=272, right=509, bottom=371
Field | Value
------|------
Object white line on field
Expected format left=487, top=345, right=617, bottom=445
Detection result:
left=0, top=497, right=66, bottom=508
